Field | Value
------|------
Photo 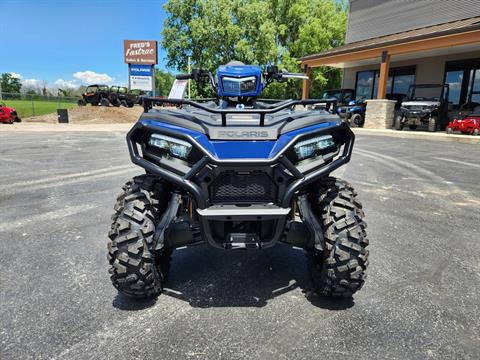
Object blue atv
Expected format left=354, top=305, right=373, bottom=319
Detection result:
left=108, top=61, right=369, bottom=299
left=338, top=100, right=366, bottom=128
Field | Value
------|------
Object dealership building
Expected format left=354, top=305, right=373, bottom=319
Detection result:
left=299, top=0, right=480, bottom=128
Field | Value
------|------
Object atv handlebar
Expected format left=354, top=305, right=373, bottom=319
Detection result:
left=175, top=73, right=193, bottom=80
left=176, top=69, right=217, bottom=92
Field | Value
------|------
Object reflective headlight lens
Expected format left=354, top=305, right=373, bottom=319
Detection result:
left=222, top=76, right=257, bottom=96
left=294, top=135, right=335, bottom=161
left=148, top=134, right=192, bottom=160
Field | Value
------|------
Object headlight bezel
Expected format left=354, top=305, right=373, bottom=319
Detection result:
left=285, top=128, right=350, bottom=167
left=148, top=133, right=193, bottom=161
left=221, top=76, right=257, bottom=96
left=293, top=134, right=336, bottom=161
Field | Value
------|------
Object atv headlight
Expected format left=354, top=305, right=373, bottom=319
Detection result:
left=294, top=135, right=335, bottom=161
left=222, top=76, right=257, bottom=96
left=148, top=134, right=192, bottom=160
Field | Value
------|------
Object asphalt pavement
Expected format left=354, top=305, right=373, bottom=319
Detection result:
left=0, top=129, right=479, bottom=359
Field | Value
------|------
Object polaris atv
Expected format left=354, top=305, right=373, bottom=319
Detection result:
left=394, top=84, right=450, bottom=132
left=108, top=62, right=369, bottom=299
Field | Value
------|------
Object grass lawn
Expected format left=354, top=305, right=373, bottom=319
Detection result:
left=2, top=99, right=78, bottom=118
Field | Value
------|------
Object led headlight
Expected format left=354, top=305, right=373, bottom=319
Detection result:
left=294, top=135, right=335, bottom=161
left=222, top=76, right=257, bottom=96
left=148, top=134, right=192, bottom=160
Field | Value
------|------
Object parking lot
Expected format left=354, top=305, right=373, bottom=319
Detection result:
left=0, top=130, right=479, bottom=359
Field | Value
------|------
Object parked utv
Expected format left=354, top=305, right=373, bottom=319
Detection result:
left=78, top=85, right=110, bottom=106
left=107, top=62, right=369, bottom=300
left=394, top=84, right=450, bottom=132
left=105, top=86, right=122, bottom=107
left=107, top=86, right=137, bottom=107
left=0, top=102, right=20, bottom=124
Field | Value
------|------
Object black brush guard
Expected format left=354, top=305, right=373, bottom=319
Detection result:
left=128, top=99, right=353, bottom=249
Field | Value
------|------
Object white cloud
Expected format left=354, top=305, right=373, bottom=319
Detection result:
left=54, top=78, right=78, bottom=89
left=22, top=78, right=42, bottom=88
left=10, top=72, right=22, bottom=79
left=73, top=70, right=113, bottom=84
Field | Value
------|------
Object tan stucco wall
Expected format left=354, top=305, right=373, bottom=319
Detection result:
left=342, top=50, right=480, bottom=91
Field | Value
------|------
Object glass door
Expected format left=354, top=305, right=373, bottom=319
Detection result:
left=444, top=58, right=480, bottom=111
left=444, top=70, right=464, bottom=107
left=468, top=69, right=480, bottom=103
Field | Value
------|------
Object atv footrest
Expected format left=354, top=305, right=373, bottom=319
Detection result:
left=196, top=204, right=290, bottom=221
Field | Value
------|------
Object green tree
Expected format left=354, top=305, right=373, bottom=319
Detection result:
left=161, top=0, right=348, bottom=99
left=1, top=73, right=22, bottom=95
left=155, top=69, right=175, bottom=96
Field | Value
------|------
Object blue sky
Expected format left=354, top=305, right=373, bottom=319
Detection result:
left=0, top=0, right=169, bottom=89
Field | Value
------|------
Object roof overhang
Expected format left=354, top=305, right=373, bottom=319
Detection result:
left=299, top=18, right=480, bottom=68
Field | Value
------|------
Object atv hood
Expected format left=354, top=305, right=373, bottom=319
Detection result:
left=401, top=101, right=440, bottom=107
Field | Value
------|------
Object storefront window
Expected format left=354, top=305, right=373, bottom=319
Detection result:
left=392, top=74, right=415, bottom=95
left=355, top=71, right=375, bottom=101
left=445, top=70, right=463, bottom=105
left=372, top=71, right=380, bottom=98
left=470, top=69, right=480, bottom=103
left=444, top=58, right=480, bottom=108
left=355, top=67, right=415, bottom=100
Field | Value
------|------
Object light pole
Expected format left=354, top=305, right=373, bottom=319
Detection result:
left=188, top=56, right=191, bottom=99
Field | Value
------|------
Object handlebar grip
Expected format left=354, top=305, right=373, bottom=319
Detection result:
left=176, top=73, right=193, bottom=80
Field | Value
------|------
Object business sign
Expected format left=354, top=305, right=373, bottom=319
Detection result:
left=124, top=40, right=158, bottom=64
left=130, top=64, right=153, bottom=76
left=130, top=75, right=153, bottom=91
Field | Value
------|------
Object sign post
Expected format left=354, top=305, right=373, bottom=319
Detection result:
left=124, top=40, right=158, bottom=94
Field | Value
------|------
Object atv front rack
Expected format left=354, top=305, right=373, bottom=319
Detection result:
left=142, top=97, right=337, bottom=126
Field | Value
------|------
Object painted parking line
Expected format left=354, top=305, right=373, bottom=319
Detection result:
left=0, top=204, right=97, bottom=232
left=0, top=165, right=134, bottom=190
left=433, top=157, right=480, bottom=169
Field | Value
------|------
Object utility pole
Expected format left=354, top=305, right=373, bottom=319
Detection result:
left=188, top=56, right=191, bottom=99
left=0, top=80, right=2, bottom=100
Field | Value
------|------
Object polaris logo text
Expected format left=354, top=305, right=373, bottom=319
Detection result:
left=217, top=131, right=270, bottom=138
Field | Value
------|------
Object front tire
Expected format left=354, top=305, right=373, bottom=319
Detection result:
left=394, top=115, right=404, bottom=130
left=428, top=116, right=438, bottom=132
left=306, top=178, right=369, bottom=298
left=108, top=175, right=172, bottom=298
left=351, top=113, right=363, bottom=128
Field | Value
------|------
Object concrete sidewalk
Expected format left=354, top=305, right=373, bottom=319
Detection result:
left=353, top=127, right=480, bottom=144
left=2, top=122, right=479, bottom=144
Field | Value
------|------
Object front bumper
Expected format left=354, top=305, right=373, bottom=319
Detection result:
left=127, top=120, right=354, bottom=248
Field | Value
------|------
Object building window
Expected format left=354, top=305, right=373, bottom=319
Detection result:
left=444, top=70, right=464, bottom=106
left=355, top=66, right=415, bottom=100
left=355, top=71, right=376, bottom=101
left=444, top=58, right=480, bottom=109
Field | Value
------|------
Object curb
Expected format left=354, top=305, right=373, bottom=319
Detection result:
left=353, top=128, right=480, bottom=144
